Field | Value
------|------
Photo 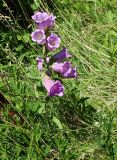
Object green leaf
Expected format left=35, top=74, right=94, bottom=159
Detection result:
left=23, top=34, right=30, bottom=43
left=53, top=116, right=63, bottom=130
left=114, top=143, right=117, bottom=155
left=38, top=103, right=45, bottom=115
left=33, top=124, right=41, bottom=143
left=17, top=34, right=22, bottom=41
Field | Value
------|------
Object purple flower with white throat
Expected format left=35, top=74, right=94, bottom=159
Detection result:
left=32, top=12, right=56, bottom=30
left=31, top=11, right=78, bottom=97
left=47, top=14, right=56, bottom=28
left=47, top=33, right=61, bottom=51
left=32, top=12, right=49, bottom=23
left=36, top=57, right=44, bottom=71
left=31, top=29, right=46, bottom=45
left=52, top=62, right=71, bottom=74
left=52, top=47, right=72, bottom=61
left=62, top=68, right=77, bottom=78
left=38, top=14, right=56, bottom=30
left=43, top=75, right=64, bottom=97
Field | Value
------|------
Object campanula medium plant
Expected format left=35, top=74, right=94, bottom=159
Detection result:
left=31, top=11, right=77, bottom=97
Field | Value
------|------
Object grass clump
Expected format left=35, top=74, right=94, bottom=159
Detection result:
left=0, top=0, right=117, bottom=159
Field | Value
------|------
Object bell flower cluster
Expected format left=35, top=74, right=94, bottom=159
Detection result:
left=31, top=12, right=77, bottom=97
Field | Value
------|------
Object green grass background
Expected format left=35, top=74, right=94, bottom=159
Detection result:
left=0, top=0, right=117, bottom=159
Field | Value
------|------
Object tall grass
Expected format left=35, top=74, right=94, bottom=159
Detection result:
left=0, top=0, right=117, bottom=159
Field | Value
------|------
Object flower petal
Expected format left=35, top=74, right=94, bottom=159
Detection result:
left=52, top=47, right=72, bottom=61
left=42, top=76, right=64, bottom=96
left=31, top=29, right=46, bottom=45
left=47, top=33, right=61, bottom=51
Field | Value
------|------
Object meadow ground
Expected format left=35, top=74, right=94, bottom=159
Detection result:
left=0, top=0, right=117, bottom=159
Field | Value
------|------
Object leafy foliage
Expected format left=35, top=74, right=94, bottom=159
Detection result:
left=0, top=0, right=117, bottom=159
